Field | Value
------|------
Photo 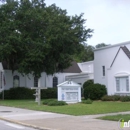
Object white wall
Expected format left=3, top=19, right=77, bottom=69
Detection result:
left=45, top=73, right=80, bottom=87
left=94, top=41, right=130, bottom=90
left=4, top=70, right=13, bottom=90
left=107, top=49, right=130, bottom=95
left=3, top=60, right=94, bottom=90
left=4, top=70, right=34, bottom=90
left=0, top=62, right=3, bottom=70
left=65, top=73, right=94, bottom=87
left=78, top=61, right=93, bottom=73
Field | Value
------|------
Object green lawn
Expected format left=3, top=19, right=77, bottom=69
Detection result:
left=98, top=114, right=130, bottom=122
left=1, top=100, right=130, bottom=116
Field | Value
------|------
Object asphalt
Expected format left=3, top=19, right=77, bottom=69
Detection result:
left=0, top=106, right=130, bottom=130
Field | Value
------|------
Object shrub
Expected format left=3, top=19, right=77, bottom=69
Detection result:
left=41, top=88, right=57, bottom=99
left=10, top=87, right=35, bottom=99
left=44, top=100, right=68, bottom=106
left=83, top=80, right=94, bottom=89
left=84, top=83, right=107, bottom=100
left=0, top=87, right=35, bottom=100
left=113, top=95, right=121, bottom=101
left=0, top=90, right=11, bottom=99
left=120, top=96, right=130, bottom=102
left=43, top=99, right=56, bottom=105
left=101, top=95, right=120, bottom=101
left=82, top=98, right=93, bottom=104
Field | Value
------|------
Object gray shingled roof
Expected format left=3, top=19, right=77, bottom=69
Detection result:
left=2, top=60, right=81, bottom=73
left=121, top=46, right=130, bottom=59
left=110, top=46, right=130, bottom=67
left=63, top=61, right=81, bottom=73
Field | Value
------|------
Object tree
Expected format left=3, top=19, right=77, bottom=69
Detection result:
left=0, top=0, right=93, bottom=77
left=95, top=43, right=110, bottom=49
left=73, top=44, right=95, bottom=62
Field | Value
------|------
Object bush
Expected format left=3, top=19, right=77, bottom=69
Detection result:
left=120, top=96, right=130, bottom=102
left=101, top=95, right=120, bottom=101
left=0, top=90, right=11, bottom=99
left=84, top=83, right=107, bottom=100
left=43, top=99, right=56, bottom=105
left=43, top=99, right=67, bottom=106
left=41, top=88, right=57, bottom=99
left=0, top=87, right=57, bottom=100
left=83, top=80, right=94, bottom=89
left=0, top=87, right=35, bottom=100
left=82, top=99, right=93, bottom=104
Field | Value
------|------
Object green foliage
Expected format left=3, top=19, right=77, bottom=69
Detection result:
left=101, top=95, right=120, bottom=101
left=83, top=80, right=94, bottom=89
left=82, top=99, right=93, bottom=104
left=95, top=43, right=110, bottom=49
left=84, top=83, right=107, bottom=100
left=43, top=99, right=57, bottom=105
left=41, top=88, right=57, bottom=99
left=0, top=90, right=10, bottom=99
left=0, top=87, right=35, bottom=99
left=73, top=44, right=95, bottom=62
left=43, top=99, right=67, bottom=106
left=48, top=100, right=68, bottom=106
left=0, top=0, right=93, bottom=76
left=98, top=114, right=130, bottom=122
left=120, top=96, right=130, bottom=102
left=101, top=95, right=130, bottom=102
left=83, top=80, right=94, bottom=97
left=1, top=100, right=130, bottom=115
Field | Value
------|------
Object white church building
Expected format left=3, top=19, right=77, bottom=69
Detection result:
left=94, top=41, right=130, bottom=95
left=1, top=41, right=130, bottom=96
left=0, top=61, right=94, bottom=91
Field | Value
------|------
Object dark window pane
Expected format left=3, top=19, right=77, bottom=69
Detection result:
left=53, top=77, right=58, bottom=87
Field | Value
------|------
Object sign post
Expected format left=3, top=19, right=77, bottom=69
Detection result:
left=31, top=87, right=45, bottom=105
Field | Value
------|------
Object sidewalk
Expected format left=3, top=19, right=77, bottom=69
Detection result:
left=0, top=106, right=130, bottom=130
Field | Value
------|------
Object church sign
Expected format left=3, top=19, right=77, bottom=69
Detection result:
left=57, top=80, right=81, bottom=103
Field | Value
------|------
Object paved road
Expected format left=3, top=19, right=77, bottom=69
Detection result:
left=1, top=106, right=130, bottom=130
left=0, top=120, right=38, bottom=130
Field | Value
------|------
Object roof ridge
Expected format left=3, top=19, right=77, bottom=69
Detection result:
left=121, top=46, right=130, bottom=59
left=110, top=46, right=130, bottom=67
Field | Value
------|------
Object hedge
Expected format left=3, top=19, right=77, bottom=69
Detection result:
left=84, top=83, right=107, bottom=100
left=0, top=87, right=35, bottom=99
left=41, top=88, right=57, bottom=99
left=0, top=87, right=57, bottom=99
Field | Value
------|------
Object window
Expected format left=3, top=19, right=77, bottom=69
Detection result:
left=102, top=66, right=105, bottom=76
left=34, top=76, right=38, bottom=87
left=13, top=75, right=19, bottom=87
left=53, top=77, right=58, bottom=87
left=116, top=76, right=129, bottom=92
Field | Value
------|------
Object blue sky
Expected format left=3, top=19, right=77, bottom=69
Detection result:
left=45, top=0, right=130, bottom=46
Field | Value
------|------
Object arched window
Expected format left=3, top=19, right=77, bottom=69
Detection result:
left=34, top=76, right=38, bottom=87
left=13, top=75, right=19, bottom=87
left=53, top=77, right=58, bottom=87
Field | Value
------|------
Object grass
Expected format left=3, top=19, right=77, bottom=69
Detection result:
left=1, top=100, right=130, bottom=116
left=98, top=114, right=130, bottom=122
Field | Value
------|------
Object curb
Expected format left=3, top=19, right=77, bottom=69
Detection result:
left=0, top=117, right=58, bottom=130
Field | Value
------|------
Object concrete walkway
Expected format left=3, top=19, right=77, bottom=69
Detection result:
left=0, top=106, right=130, bottom=130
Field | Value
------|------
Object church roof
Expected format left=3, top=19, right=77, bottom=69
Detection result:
left=121, top=46, right=130, bottom=59
left=2, top=60, right=81, bottom=73
left=63, top=61, right=81, bottom=73
left=110, top=46, right=130, bottom=67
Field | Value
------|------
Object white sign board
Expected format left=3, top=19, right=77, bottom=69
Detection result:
left=57, top=81, right=81, bottom=103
